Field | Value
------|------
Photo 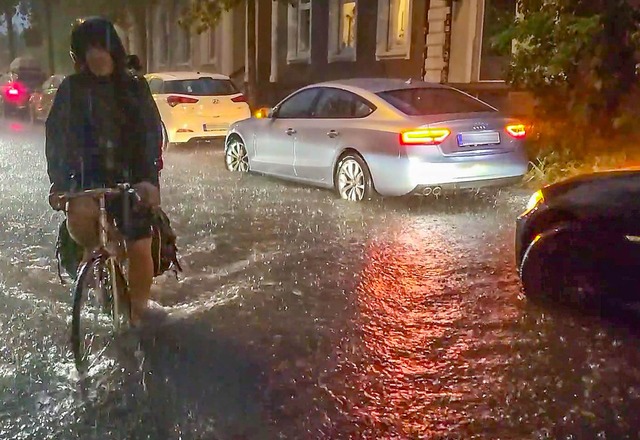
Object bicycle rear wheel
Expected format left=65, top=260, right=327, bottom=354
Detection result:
left=71, top=256, right=129, bottom=373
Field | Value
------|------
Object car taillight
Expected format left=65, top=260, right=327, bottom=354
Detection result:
left=400, top=128, right=451, bottom=145
left=167, top=95, right=199, bottom=107
left=231, top=94, right=247, bottom=103
left=506, top=123, right=526, bottom=139
left=7, top=87, right=19, bottom=96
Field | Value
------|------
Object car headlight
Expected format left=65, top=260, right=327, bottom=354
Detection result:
left=525, top=190, right=544, bottom=212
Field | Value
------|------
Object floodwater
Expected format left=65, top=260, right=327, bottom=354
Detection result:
left=1, top=119, right=640, bottom=439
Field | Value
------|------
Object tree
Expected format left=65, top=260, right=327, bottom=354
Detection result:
left=181, top=0, right=293, bottom=107
left=494, top=0, right=640, bottom=135
left=0, top=0, right=21, bottom=61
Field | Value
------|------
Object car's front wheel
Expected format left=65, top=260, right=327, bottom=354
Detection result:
left=335, top=153, right=374, bottom=202
left=225, top=136, right=249, bottom=172
left=519, top=224, right=626, bottom=308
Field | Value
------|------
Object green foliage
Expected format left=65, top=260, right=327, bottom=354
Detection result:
left=494, top=0, right=640, bottom=135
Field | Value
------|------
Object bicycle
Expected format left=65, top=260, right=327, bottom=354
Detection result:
left=60, top=182, right=140, bottom=374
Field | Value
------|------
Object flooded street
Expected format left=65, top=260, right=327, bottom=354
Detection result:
left=2, top=118, right=640, bottom=439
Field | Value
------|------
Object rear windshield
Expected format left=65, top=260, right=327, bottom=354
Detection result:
left=164, top=78, right=239, bottom=96
left=377, top=87, right=496, bottom=116
left=15, top=70, right=47, bottom=89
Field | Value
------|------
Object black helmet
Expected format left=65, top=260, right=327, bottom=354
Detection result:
left=70, top=16, right=127, bottom=66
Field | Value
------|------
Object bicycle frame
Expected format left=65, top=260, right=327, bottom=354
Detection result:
left=66, top=184, right=137, bottom=330
left=96, top=193, right=125, bottom=330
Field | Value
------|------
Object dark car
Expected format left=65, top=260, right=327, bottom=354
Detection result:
left=28, top=74, right=65, bottom=123
left=0, top=68, right=47, bottom=118
left=516, top=169, right=640, bottom=306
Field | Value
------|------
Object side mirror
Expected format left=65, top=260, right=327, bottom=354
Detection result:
left=254, top=107, right=273, bottom=119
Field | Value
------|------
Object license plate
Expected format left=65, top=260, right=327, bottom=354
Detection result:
left=457, top=131, right=500, bottom=147
left=203, top=123, right=227, bottom=132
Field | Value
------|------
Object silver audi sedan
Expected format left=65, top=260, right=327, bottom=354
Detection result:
left=224, top=78, right=529, bottom=202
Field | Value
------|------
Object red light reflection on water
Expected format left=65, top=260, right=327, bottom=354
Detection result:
left=327, top=230, right=476, bottom=438
left=9, top=122, right=24, bottom=132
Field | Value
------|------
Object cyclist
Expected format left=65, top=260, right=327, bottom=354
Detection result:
left=46, top=17, right=164, bottom=326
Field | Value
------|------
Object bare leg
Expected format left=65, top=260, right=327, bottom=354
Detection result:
left=66, top=197, right=99, bottom=258
left=126, top=237, right=154, bottom=325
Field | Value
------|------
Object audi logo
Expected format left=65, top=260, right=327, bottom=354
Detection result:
left=472, top=123, right=488, bottom=131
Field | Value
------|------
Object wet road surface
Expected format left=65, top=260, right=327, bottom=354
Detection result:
left=2, top=119, right=640, bottom=439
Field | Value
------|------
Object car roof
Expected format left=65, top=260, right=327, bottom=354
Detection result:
left=146, top=71, right=230, bottom=81
left=310, top=78, right=449, bottom=94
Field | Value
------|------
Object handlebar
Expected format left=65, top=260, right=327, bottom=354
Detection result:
left=58, top=183, right=141, bottom=204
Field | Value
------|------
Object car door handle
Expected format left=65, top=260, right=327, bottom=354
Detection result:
left=285, top=128, right=296, bottom=135
left=327, top=130, right=339, bottom=138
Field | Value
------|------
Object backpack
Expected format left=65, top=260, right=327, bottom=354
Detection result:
left=55, top=219, right=83, bottom=283
left=55, top=208, right=182, bottom=283
left=150, top=207, right=183, bottom=278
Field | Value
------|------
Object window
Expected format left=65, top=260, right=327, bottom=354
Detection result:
left=287, top=0, right=312, bottom=63
left=479, top=0, right=516, bottom=81
left=276, top=88, right=321, bottom=118
left=148, top=78, right=163, bottom=94
left=164, top=78, right=239, bottom=96
left=313, top=88, right=373, bottom=118
left=328, top=0, right=357, bottom=62
left=376, top=0, right=412, bottom=59
left=377, top=87, right=496, bottom=116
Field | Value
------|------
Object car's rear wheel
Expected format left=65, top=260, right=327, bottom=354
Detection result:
left=225, top=136, right=249, bottom=172
left=520, top=225, right=623, bottom=308
left=335, top=153, right=374, bottom=202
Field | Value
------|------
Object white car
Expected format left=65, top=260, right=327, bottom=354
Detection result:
left=144, top=71, right=251, bottom=148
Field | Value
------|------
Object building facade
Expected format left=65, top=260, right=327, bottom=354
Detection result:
left=141, top=0, right=528, bottom=115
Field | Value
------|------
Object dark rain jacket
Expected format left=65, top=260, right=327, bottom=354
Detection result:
left=45, top=71, right=163, bottom=192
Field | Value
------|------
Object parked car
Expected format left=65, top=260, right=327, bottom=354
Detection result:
left=28, top=74, right=65, bottom=123
left=0, top=70, right=48, bottom=119
left=517, top=169, right=640, bottom=307
left=224, top=78, right=529, bottom=202
left=144, top=71, right=251, bottom=149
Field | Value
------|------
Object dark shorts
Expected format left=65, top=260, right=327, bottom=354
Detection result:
left=106, top=194, right=153, bottom=241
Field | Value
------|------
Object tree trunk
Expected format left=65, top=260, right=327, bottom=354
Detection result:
left=4, top=8, right=16, bottom=62
left=245, top=0, right=257, bottom=107
left=44, top=0, right=55, bottom=75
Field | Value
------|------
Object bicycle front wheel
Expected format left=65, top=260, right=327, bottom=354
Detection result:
left=70, top=256, right=128, bottom=373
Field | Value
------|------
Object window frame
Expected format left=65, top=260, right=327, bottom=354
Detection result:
left=327, top=0, right=358, bottom=63
left=475, top=0, right=517, bottom=83
left=375, top=0, right=413, bottom=60
left=287, top=0, right=313, bottom=64
left=311, top=87, right=376, bottom=119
